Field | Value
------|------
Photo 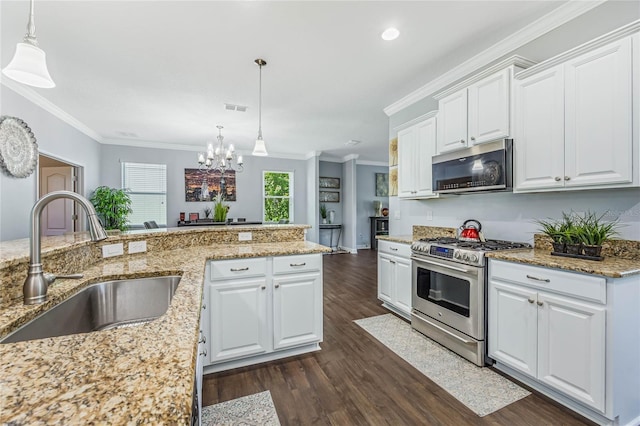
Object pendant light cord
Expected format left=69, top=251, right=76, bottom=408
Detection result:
left=258, top=62, right=263, bottom=139
left=24, top=0, right=38, bottom=46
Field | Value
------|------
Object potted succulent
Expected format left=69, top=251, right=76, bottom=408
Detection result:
left=576, top=211, right=619, bottom=257
left=213, top=194, right=228, bottom=223
left=320, top=204, right=328, bottom=224
left=89, top=186, right=132, bottom=232
left=535, top=218, right=565, bottom=253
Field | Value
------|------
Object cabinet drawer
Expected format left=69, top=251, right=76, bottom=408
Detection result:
left=273, top=254, right=321, bottom=275
left=489, top=260, right=606, bottom=304
left=378, top=240, right=411, bottom=258
left=210, top=258, right=267, bottom=281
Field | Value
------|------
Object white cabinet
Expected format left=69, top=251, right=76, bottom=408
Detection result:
left=205, top=254, right=323, bottom=372
left=377, top=240, right=412, bottom=319
left=515, top=35, right=636, bottom=192
left=397, top=113, right=439, bottom=199
left=489, top=260, right=606, bottom=413
left=437, top=68, right=513, bottom=154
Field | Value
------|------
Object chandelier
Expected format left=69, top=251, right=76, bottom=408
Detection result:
left=198, top=125, right=243, bottom=174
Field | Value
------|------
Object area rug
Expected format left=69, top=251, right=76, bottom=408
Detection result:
left=201, top=390, right=280, bottom=426
left=354, top=314, right=530, bottom=417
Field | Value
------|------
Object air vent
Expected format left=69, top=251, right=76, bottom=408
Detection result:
left=224, top=103, right=248, bottom=112
left=346, top=139, right=361, bottom=146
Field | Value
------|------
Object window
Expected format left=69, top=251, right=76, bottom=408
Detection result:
left=263, top=171, right=293, bottom=223
left=122, top=162, right=167, bottom=227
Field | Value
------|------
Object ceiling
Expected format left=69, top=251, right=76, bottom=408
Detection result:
left=0, top=1, right=573, bottom=163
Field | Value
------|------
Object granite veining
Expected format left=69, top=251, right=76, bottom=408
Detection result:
left=355, top=314, right=530, bottom=417
left=413, top=225, right=457, bottom=240
left=376, top=235, right=413, bottom=244
left=0, top=227, right=329, bottom=425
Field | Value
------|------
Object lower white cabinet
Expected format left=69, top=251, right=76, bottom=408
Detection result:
left=489, top=259, right=640, bottom=426
left=377, top=240, right=412, bottom=319
left=204, top=254, right=323, bottom=372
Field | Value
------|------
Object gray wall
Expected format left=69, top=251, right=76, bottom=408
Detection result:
left=356, top=164, right=390, bottom=248
left=306, top=155, right=319, bottom=243
left=341, top=158, right=358, bottom=252
left=99, top=144, right=309, bottom=227
left=388, top=2, right=640, bottom=243
left=0, top=87, right=102, bottom=241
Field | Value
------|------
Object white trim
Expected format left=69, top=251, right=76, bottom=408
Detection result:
left=356, top=160, right=388, bottom=167
left=342, top=154, right=359, bottom=162
left=383, top=0, right=606, bottom=116
left=0, top=77, right=103, bottom=142
left=392, top=110, right=438, bottom=132
left=305, top=151, right=323, bottom=160
left=516, top=20, right=640, bottom=79
left=432, top=56, right=535, bottom=100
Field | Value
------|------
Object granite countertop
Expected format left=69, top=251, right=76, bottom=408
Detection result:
left=486, top=249, right=640, bottom=278
left=376, top=235, right=413, bottom=244
left=0, top=240, right=329, bottom=424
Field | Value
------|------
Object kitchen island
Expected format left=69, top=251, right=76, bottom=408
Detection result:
left=0, top=225, right=330, bottom=424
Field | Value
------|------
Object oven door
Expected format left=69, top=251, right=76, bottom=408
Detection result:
left=411, top=255, right=484, bottom=340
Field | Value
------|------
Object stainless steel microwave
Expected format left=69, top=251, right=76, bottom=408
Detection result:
left=432, top=139, right=513, bottom=194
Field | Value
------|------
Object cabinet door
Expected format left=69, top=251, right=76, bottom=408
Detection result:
left=488, top=280, right=538, bottom=377
left=468, top=68, right=510, bottom=145
left=272, top=272, right=323, bottom=350
left=397, top=126, right=417, bottom=197
left=514, top=66, right=565, bottom=191
left=415, top=117, right=438, bottom=197
left=377, top=253, right=394, bottom=303
left=564, top=37, right=633, bottom=188
left=394, top=257, right=412, bottom=316
left=209, top=278, right=269, bottom=363
left=437, top=89, right=468, bottom=153
left=537, top=292, right=605, bottom=412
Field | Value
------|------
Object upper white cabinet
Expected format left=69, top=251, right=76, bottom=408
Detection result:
left=397, top=112, right=439, bottom=199
left=434, top=57, right=534, bottom=154
left=515, top=34, right=638, bottom=192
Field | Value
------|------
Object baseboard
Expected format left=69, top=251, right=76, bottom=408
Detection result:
left=381, top=301, right=411, bottom=321
left=203, top=343, right=321, bottom=374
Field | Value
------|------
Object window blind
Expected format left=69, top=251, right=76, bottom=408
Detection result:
left=122, top=162, right=167, bottom=227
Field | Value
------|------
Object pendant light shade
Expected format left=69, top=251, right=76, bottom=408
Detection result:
left=252, top=58, right=268, bottom=156
left=3, top=42, right=55, bottom=88
left=2, top=0, right=55, bottom=89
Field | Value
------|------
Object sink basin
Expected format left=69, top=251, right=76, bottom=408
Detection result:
left=1, top=275, right=181, bottom=344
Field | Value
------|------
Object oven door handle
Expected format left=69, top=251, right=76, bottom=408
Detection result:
left=416, top=314, right=473, bottom=345
left=411, top=256, right=475, bottom=275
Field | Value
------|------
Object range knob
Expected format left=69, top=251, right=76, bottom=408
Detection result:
left=454, top=251, right=462, bottom=260
left=470, top=254, right=479, bottom=263
left=463, top=253, right=470, bottom=261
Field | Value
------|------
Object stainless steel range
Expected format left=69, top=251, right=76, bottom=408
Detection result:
left=410, top=237, right=530, bottom=366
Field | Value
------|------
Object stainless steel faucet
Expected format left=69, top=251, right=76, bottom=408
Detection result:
left=24, top=190, right=108, bottom=305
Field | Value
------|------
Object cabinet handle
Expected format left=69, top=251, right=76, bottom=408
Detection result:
left=199, top=349, right=207, bottom=357
left=390, top=260, right=396, bottom=264
left=290, top=262, right=306, bottom=267
left=564, top=176, right=571, bottom=181
left=526, top=274, right=550, bottom=283
left=470, top=136, right=476, bottom=141
left=460, top=139, right=465, bottom=144
left=528, top=298, right=535, bottom=304
left=202, top=303, right=206, bottom=310
left=261, top=285, right=266, bottom=290
left=537, top=301, right=544, bottom=306
left=554, top=176, right=561, bottom=182
left=275, top=284, right=280, bottom=289
left=230, top=267, right=249, bottom=272
left=199, top=336, right=206, bottom=344
left=390, top=247, right=398, bottom=251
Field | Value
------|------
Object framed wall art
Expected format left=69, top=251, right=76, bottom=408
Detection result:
left=319, top=177, right=340, bottom=189
left=375, top=173, right=389, bottom=197
left=185, top=168, right=237, bottom=202
left=319, top=191, right=340, bottom=203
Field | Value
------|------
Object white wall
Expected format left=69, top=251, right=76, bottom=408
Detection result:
left=388, top=2, right=640, bottom=244
left=99, top=144, right=309, bottom=227
left=0, top=87, right=102, bottom=241
left=356, top=164, right=389, bottom=248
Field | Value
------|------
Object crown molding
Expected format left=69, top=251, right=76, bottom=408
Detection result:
left=305, top=151, right=323, bottom=160
left=342, top=154, right=360, bottom=162
left=383, top=0, right=606, bottom=116
left=432, top=56, right=536, bottom=100
left=356, top=160, right=388, bottom=167
left=516, top=19, right=640, bottom=80
left=392, top=110, right=438, bottom=132
left=0, top=77, right=103, bottom=142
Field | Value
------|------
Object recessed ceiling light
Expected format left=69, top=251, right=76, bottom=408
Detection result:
left=381, top=27, right=400, bottom=41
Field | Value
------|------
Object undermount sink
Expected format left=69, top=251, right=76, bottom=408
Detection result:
left=1, top=275, right=181, bottom=344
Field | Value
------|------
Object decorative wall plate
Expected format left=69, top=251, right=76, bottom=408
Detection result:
left=0, top=116, right=38, bottom=178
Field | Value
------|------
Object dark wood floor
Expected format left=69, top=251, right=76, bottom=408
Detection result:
left=203, top=249, right=594, bottom=425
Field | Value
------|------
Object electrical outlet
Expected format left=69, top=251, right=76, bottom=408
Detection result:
left=128, top=240, right=147, bottom=254
left=238, top=232, right=252, bottom=241
left=102, top=243, right=124, bottom=258
left=426, top=211, right=433, bottom=221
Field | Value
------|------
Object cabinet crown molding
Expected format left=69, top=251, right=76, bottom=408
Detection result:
left=516, top=20, right=640, bottom=80
left=433, top=55, right=536, bottom=100
left=392, top=110, right=438, bottom=132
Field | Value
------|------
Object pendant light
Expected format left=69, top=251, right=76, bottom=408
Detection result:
left=2, top=0, right=55, bottom=88
left=252, top=58, right=268, bottom=156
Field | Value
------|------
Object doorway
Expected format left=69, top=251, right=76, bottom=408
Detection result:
left=37, top=154, right=84, bottom=236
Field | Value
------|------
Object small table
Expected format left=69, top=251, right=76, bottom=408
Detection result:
left=319, top=224, right=342, bottom=252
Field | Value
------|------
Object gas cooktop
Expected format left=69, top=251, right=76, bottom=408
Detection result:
left=411, top=237, right=531, bottom=267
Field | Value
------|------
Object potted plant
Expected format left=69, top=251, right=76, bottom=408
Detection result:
left=534, top=218, right=565, bottom=253
left=320, top=204, right=327, bottom=224
left=89, top=186, right=132, bottom=232
left=576, top=211, right=618, bottom=257
left=213, top=194, right=228, bottom=223
left=203, top=207, right=212, bottom=221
